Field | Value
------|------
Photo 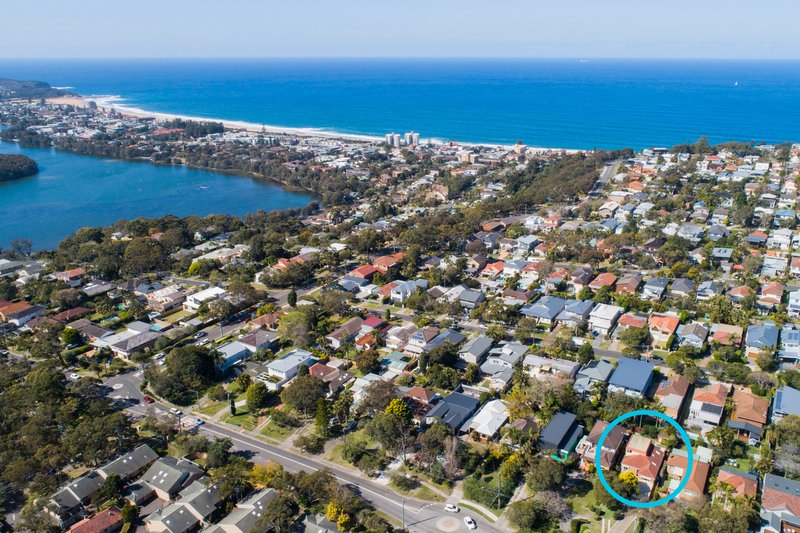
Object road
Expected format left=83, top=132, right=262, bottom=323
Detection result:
left=104, top=372, right=501, bottom=533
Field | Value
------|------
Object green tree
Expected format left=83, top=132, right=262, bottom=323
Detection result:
left=287, top=288, right=298, bottom=307
left=315, top=399, right=333, bottom=437
left=280, top=374, right=326, bottom=418
left=246, top=381, right=271, bottom=413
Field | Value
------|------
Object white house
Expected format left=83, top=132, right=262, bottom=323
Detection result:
left=184, top=286, right=227, bottom=311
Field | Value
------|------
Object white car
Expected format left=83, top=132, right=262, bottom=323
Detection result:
left=464, top=516, right=477, bottom=530
left=69, top=373, right=80, bottom=380
left=445, top=504, right=460, bottom=513
left=169, top=407, right=183, bottom=415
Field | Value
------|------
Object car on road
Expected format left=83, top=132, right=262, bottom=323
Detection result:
left=142, top=395, right=155, bottom=404
left=464, top=516, right=477, bottom=529
left=154, top=352, right=166, bottom=360
left=445, top=504, right=460, bottom=513
left=194, top=332, right=206, bottom=339
left=69, top=373, right=80, bottom=380
left=169, top=407, right=183, bottom=415
left=194, top=418, right=204, bottom=425
left=198, top=339, right=210, bottom=346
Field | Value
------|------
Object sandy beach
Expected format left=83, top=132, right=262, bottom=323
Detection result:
left=45, top=94, right=576, bottom=152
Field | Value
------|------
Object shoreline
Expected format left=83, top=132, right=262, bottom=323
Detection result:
left=46, top=95, right=579, bottom=153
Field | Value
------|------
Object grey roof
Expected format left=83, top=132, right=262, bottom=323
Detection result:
left=459, top=335, right=493, bottom=358
left=644, top=277, right=668, bottom=290
left=138, top=457, right=204, bottom=497
left=426, top=330, right=467, bottom=349
left=746, top=323, right=779, bottom=349
left=210, top=489, right=278, bottom=533
left=52, top=471, right=104, bottom=511
left=426, top=392, right=479, bottom=431
left=539, top=411, right=583, bottom=453
left=459, top=289, right=486, bottom=304
left=98, top=444, right=158, bottom=480
left=671, top=278, right=695, bottom=293
left=774, top=386, right=800, bottom=417
left=147, top=503, right=198, bottom=533
left=608, top=358, right=654, bottom=394
left=179, top=481, right=221, bottom=519
left=521, top=296, right=566, bottom=320
left=677, top=323, right=708, bottom=340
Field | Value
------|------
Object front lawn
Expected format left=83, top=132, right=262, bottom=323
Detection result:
left=221, top=409, right=260, bottom=431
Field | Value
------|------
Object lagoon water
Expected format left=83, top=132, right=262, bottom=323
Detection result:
left=1, top=58, right=799, bottom=149
left=0, top=140, right=311, bottom=250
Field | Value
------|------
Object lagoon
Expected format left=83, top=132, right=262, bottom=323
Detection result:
left=0, top=140, right=312, bottom=250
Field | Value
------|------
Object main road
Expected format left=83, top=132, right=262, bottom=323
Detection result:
left=105, top=371, right=501, bottom=533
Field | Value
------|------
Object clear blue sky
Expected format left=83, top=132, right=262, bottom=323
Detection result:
left=5, top=0, right=800, bottom=59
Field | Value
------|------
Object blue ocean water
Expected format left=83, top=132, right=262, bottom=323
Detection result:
left=0, top=139, right=311, bottom=250
left=0, top=58, right=798, bottom=149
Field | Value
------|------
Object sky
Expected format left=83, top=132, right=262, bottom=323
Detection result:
left=4, top=0, right=800, bottom=59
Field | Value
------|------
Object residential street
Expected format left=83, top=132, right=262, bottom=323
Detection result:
left=104, top=371, right=502, bottom=533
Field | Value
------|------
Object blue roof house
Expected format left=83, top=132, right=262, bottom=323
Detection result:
left=607, top=358, right=655, bottom=398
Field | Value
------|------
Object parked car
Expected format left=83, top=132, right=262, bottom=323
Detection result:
left=169, top=407, right=183, bottom=415
left=445, top=504, right=460, bottom=513
left=69, top=373, right=80, bottom=380
left=464, top=516, right=477, bottom=530
left=142, top=396, right=155, bottom=404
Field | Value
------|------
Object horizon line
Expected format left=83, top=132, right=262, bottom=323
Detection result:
left=2, top=56, right=800, bottom=61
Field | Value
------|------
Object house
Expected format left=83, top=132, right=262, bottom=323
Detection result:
left=620, top=435, right=665, bottom=495
left=676, top=323, right=708, bottom=349
left=468, top=399, right=509, bottom=439
left=615, top=273, right=643, bottom=294
left=716, top=468, right=758, bottom=499
left=696, top=280, right=723, bottom=301
left=130, top=456, right=204, bottom=502
left=761, top=474, right=800, bottom=533
left=573, top=359, right=615, bottom=397
left=325, top=317, right=364, bottom=349
left=459, top=289, right=486, bottom=309
left=648, top=313, right=680, bottom=349
left=758, top=281, right=785, bottom=311
left=309, top=363, right=354, bottom=397
left=555, top=299, right=593, bottom=328
left=425, top=391, right=479, bottom=433
left=48, top=471, right=105, bottom=526
left=480, top=341, right=528, bottom=384
left=789, top=290, right=800, bottom=317
left=687, top=382, right=729, bottom=433
left=266, top=349, right=317, bottom=382
left=216, top=341, right=251, bottom=372
left=146, top=285, right=186, bottom=314
left=183, top=286, right=226, bottom=311
left=588, top=272, right=617, bottom=291
left=405, top=326, right=440, bottom=357
left=0, top=301, right=44, bottom=326
left=239, top=328, right=279, bottom=353
left=654, top=374, right=690, bottom=419
left=301, top=513, right=341, bottom=533
left=389, top=279, right=428, bottom=303
left=523, top=354, right=580, bottom=381
left=570, top=267, right=594, bottom=292
left=728, top=387, right=770, bottom=445
left=575, top=420, right=626, bottom=471
left=95, top=324, right=162, bottom=359
left=745, top=322, right=779, bottom=359
left=711, top=323, right=744, bottom=347
left=670, top=278, right=695, bottom=298
left=538, top=411, right=584, bottom=460
left=773, top=386, right=800, bottom=421
left=97, top=444, right=159, bottom=482
left=203, top=489, right=277, bottom=533
left=458, top=335, right=493, bottom=365
left=665, top=449, right=711, bottom=500
left=67, top=506, right=123, bottom=533
left=781, top=326, right=800, bottom=363
left=608, top=358, right=654, bottom=398
left=642, top=278, right=669, bottom=300
left=144, top=481, right=221, bottom=533
left=520, top=296, right=566, bottom=326
left=588, top=303, right=623, bottom=337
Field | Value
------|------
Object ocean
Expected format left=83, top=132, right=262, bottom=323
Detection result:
left=1, top=58, right=799, bottom=149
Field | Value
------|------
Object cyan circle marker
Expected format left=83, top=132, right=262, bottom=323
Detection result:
left=595, top=409, right=693, bottom=508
